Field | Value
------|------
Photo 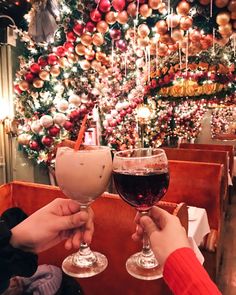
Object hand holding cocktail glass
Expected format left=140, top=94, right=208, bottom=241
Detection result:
left=55, top=117, right=112, bottom=278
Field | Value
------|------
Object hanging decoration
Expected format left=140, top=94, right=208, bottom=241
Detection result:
left=13, top=0, right=236, bottom=165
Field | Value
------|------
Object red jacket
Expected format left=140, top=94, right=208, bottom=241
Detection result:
left=163, top=248, right=222, bottom=295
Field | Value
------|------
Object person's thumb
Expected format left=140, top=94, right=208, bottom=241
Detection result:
left=59, top=211, right=88, bottom=231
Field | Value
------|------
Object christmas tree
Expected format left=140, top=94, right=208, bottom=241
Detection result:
left=14, top=0, right=236, bottom=166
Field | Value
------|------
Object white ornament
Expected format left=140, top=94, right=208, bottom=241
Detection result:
left=115, top=102, right=123, bottom=111
left=111, top=110, right=118, bottom=117
left=57, top=99, right=69, bottom=112
left=53, top=113, right=67, bottom=126
left=69, top=94, right=81, bottom=106
left=18, top=133, right=31, bottom=145
left=103, top=120, right=109, bottom=128
left=40, top=115, right=53, bottom=128
left=31, top=120, right=43, bottom=134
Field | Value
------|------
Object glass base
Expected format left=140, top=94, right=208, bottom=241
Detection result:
left=126, top=252, right=163, bottom=280
left=62, top=251, right=108, bottom=278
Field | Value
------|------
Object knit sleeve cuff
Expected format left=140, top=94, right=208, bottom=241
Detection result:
left=163, top=247, right=221, bottom=295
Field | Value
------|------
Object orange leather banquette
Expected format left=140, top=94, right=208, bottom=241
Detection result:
left=164, top=160, right=223, bottom=281
left=179, top=143, right=235, bottom=178
left=163, top=147, right=229, bottom=211
left=0, top=181, right=188, bottom=295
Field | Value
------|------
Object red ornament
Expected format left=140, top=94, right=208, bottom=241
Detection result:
left=90, top=9, right=102, bottom=22
left=48, top=126, right=60, bottom=137
left=120, top=109, right=126, bottom=117
left=24, top=72, right=35, bottom=83
left=30, top=63, right=41, bottom=74
left=70, top=110, right=80, bottom=120
left=42, top=136, right=53, bottom=147
left=73, top=23, right=85, bottom=35
left=110, top=29, right=121, bottom=40
left=56, top=46, right=66, bottom=57
left=29, top=140, right=39, bottom=150
left=66, top=31, right=76, bottom=42
left=14, top=84, right=22, bottom=94
left=99, top=0, right=111, bottom=12
left=47, top=54, right=59, bottom=65
left=112, top=0, right=126, bottom=11
left=63, top=121, right=73, bottom=131
left=64, top=42, right=74, bottom=52
left=38, top=56, right=48, bottom=67
left=85, top=22, right=96, bottom=33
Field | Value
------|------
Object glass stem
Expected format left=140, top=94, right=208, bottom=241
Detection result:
left=138, top=210, right=158, bottom=269
left=72, top=204, right=97, bottom=267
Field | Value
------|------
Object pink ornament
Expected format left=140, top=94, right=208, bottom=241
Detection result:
left=90, top=9, right=102, bottom=22
left=116, top=39, right=127, bottom=51
left=99, top=0, right=111, bottom=12
left=110, top=29, right=121, bottom=40
left=112, top=0, right=126, bottom=12
left=120, top=109, right=126, bottom=117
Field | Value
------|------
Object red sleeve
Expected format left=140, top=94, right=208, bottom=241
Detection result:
left=163, top=247, right=222, bottom=295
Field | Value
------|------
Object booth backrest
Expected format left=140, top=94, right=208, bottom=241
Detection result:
left=179, top=143, right=234, bottom=177
left=163, top=160, right=223, bottom=231
left=163, top=147, right=229, bottom=210
left=0, top=181, right=188, bottom=295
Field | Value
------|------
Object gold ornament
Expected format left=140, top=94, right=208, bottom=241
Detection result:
left=148, top=0, right=161, bottom=10
left=117, top=11, right=128, bottom=24
left=19, top=80, right=29, bottom=91
left=96, top=21, right=109, bottom=34
left=58, top=57, right=69, bottom=68
left=33, top=78, right=44, bottom=88
left=39, top=70, right=50, bottom=81
left=216, top=12, right=231, bottom=25
left=105, top=11, right=117, bottom=24
left=67, top=53, right=79, bottom=64
left=127, top=2, right=137, bottom=17
left=138, top=24, right=150, bottom=38
left=92, top=33, right=104, bottom=46
left=139, top=4, right=152, bottom=18
left=50, top=66, right=61, bottom=77
left=75, top=43, right=86, bottom=56
left=81, top=33, right=93, bottom=46
left=79, top=59, right=91, bottom=70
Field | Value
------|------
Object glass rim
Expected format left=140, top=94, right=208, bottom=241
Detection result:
left=113, top=148, right=166, bottom=159
left=57, top=145, right=111, bottom=153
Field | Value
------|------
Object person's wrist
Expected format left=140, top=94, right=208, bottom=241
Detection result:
left=10, top=227, right=35, bottom=253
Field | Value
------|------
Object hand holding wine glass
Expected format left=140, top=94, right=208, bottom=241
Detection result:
left=113, top=148, right=169, bottom=280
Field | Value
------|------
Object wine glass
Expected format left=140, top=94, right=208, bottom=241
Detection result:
left=113, top=148, right=169, bottom=280
left=55, top=145, right=112, bottom=278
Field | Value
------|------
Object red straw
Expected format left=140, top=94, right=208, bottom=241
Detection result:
left=74, top=114, right=88, bottom=151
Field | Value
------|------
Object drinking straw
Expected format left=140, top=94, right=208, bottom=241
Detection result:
left=74, top=114, right=88, bottom=151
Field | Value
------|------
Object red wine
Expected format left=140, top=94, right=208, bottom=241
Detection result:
left=113, top=171, right=169, bottom=211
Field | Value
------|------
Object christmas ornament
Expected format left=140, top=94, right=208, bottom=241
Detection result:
left=47, top=54, right=59, bottom=65
left=42, top=136, right=54, bottom=146
left=48, top=125, right=60, bottom=137
left=33, top=78, right=44, bottom=88
left=29, top=140, right=39, bottom=151
left=63, top=121, right=73, bottom=131
left=73, top=23, right=84, bottom=35
left=69, top=94, right=81, bottom=106
left=97, top=21, right=109, bottom=33
left=40, top=115, right=54, bottom=128
left=90, top=9, right=102, bottom=22
left=112, top=0, right=126, bottom=12
left=57, top=99, right=69, bottom=112
left=18, top=133, right=31, bottom=145
left=99, top=0, right=111, bottom=12
left=39, top=70, right=50, bottom=81
left=19, top=80, right=30, bottom=91
left=53, top=113, right=67, bottom=126
left=31, top=120, right=43, bottom=134
left=30, top=63, right=41, bottom=74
